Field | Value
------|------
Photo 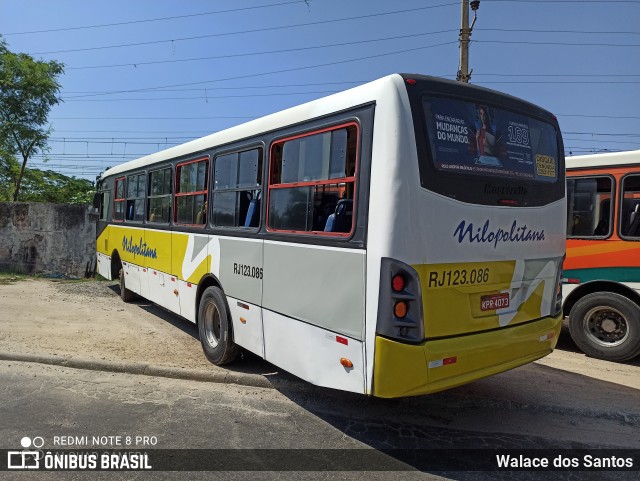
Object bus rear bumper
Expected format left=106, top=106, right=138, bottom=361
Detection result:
left=372, top=313, right=563, bottom=398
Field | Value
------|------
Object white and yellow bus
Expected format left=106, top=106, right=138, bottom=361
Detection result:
left=95, top=74, right=566, bottom=397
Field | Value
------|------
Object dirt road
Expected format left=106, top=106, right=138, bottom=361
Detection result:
left=1, top=277, right=639, bottom=479
left=1, top=277, right=638, bottom=388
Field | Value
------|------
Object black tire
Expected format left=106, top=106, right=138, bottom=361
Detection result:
left=198, top=286, right=239, bottom=365
left=119, top=267, right=137, bottom=302
left=568, top=292, right=640, bottom=362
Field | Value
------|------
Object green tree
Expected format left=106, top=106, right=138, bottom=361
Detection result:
left=0, top=144, right=19, bottom=201
left=18, top=168, right=95, bottom=204
left=0, top=36, right=64, bottom=201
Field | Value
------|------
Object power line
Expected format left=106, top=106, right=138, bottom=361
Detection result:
left=557, top=114, right=640, bottom=119
left=31, top=154, right=150, bottom=158
left=3, top=1, right=307, bottom=36
left=62, top=30, right=640, bottom=72
left=56, top=41, right=459, bottom=99
left=477, top=40, right=640, bottom=47
left=63, top=81, right=640, bottom=104
left=63, top=90, right=341, bottom=102
left=41, top=129, right=640, bottom=144
left=58, top=38, right=640, bottom=100
left=564, top=138, right=640, bottom=145
left=12, top=0, right=632, bottom=36
left=35, top=130, right=640, bottom=157
left=480, top=28, right=640, bottom=35
left=564, top=131, right=640, bottom=137
left=48, top=112, right=640, bottom=124
left=65, top=31, right=456, bottom=71
left=51, top=130, right=217, bottom=134
left=31, top=3, right=458, bottom=55
left=62, top=81, right=371, bottom=94
left=30, top=162, right=115, bottom=168
left=58, top=76, right=640, bottom=97
left=51, top=116, right=258, bottom=120
left=492, top=0, right=640, bottom=3
left=62, top=73, right=640, bottom=94
left=477, top=80, right=640, bottom=84
left=566, top=147, right=628, bottom=153
left=48, top=139, right=195, bottom=144
left=46, top=132, right=640, bottom=142
left=473, top=73, right=640, bottom=77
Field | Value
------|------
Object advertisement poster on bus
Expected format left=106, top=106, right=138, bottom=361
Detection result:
left=423, top=97, right=558, bottom=183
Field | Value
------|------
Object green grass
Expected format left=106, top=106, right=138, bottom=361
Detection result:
left=0, top=272, right=30, bottom=284
left=0, top=271, right=112, bottom=284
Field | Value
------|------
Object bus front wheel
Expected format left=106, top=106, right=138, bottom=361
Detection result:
left=198, top=286, right=239, bottom=365
left=568, top=292, right=640, bottom=362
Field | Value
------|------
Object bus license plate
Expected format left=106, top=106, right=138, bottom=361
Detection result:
left=481, top=293, right=510, bottom=311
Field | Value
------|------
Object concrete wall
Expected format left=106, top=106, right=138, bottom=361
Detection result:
left=0, top=202, right=98, bottom=277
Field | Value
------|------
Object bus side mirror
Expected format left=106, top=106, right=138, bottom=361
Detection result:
left=92, top=192, right=101, bottom=209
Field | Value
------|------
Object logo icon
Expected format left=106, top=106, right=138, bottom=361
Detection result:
left=7, top=436, right=44, bottom=470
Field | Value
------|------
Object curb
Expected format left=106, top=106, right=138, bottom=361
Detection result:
left=2, top=351, right=639, bottom=424
left=0, top=351, right=304, bottom=392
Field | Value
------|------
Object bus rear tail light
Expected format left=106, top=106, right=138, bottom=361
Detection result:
left=394, top=301, right=408, bottom=318
left=392, top=274, right=405, bottom=292
left=377, top=258, right=424, bottom=343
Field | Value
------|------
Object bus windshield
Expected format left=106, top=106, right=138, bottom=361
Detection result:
left=423, top=96, right=559, bottom=183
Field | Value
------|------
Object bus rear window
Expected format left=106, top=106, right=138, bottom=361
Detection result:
left=423, top=96, right=559, bottom=183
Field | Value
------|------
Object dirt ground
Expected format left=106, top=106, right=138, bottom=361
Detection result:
left=2, top=277, right=639, bottom=479
left=1, top=277, right=639, bottom=390
left=0, top=278, right=217, bottom=371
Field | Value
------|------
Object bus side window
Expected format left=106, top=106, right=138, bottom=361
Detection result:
left=567, top=176, right=612, bottom=238
left=268, top=124, right=358, bottom=235
left=212, top=148, right=263, bottom=228
left=113, top=177, right=126, bottom=221
left=126, top=173, right=146, bottom=222
left=175, top=158, right=208, bottom=226
left=148, top=167, right=172, bottom=224
left=620, top=174, right=640, bottom=238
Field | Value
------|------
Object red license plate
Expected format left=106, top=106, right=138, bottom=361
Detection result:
left=481, top=293, right=510, bottom=311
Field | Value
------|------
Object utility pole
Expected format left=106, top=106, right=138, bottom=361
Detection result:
left=457, top=0, right=480, bottom=83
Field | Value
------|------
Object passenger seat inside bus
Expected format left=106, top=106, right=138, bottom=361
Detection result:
left=621, top=200, right=640, bottom=237
left=244, top=198, right=260, bottom=227
left=324, top=199, right=353, bottom=233
left=593, top=218, right=609, bottom=236
left=628, top=203, right=640, bottom=237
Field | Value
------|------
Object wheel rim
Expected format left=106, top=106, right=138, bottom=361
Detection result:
left=583, top=305, right=629, bottom=347
left=203, top=301, right=221, bottom=348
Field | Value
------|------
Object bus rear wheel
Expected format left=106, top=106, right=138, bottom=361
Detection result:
left=198, top=286, right=239, bottom=365
left=568, top=292, right=640, bottom=362
left=119, top=267, right=137, bottom=302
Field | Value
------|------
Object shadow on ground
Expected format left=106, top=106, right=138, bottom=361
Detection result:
left=110, top=283, right=639, bottom=480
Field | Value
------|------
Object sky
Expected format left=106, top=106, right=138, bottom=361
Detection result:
left=1, top=0, right=639, bottom=181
